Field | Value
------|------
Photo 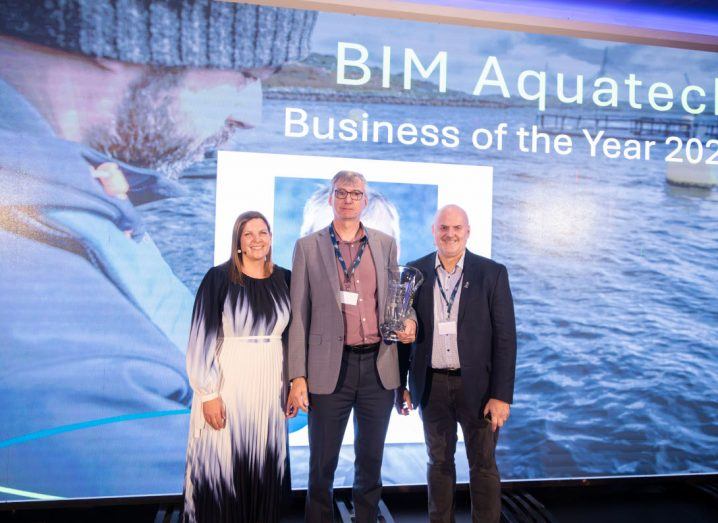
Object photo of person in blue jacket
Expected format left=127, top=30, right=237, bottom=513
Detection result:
left=0, top=0, right=316, bottom=500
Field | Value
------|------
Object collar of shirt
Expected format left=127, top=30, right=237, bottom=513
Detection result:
left=434, top=251, right=466, bottom=275
left=336, top=222, right=367, bottom=244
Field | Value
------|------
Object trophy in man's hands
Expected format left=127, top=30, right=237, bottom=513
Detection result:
left=380, top=266, right=424, bottom=342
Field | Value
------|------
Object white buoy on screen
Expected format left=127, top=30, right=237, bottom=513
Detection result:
left=666, top=163, right=718, bottom=188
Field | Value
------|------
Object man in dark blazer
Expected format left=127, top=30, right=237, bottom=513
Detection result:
left=397, top=204, right=517, bottom=523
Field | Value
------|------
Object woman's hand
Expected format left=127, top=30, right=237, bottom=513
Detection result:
left=202, top=397, right=226, bottom=430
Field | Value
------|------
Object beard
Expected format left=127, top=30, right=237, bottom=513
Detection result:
left=87, top=68, right=238, bottom=179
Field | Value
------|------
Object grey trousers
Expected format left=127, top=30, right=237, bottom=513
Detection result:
left=305, top=349, right=394, bottom=523
left=420, top=372, right=501, bottom=523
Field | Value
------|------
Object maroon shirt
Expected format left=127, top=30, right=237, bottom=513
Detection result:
left=334, top=227, right=381, bottom=346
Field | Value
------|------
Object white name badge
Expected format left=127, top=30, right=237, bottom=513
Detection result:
left=339, top=291, right=359, bottom=306
left=438, top=321, right=457, bottom=335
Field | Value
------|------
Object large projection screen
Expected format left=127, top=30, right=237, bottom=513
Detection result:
left=1, top=2, right=717, bottom=502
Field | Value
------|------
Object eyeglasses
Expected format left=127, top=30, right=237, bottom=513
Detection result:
left=334, top=188, right=364, bottom=201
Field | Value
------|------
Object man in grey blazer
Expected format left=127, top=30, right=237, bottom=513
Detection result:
left=286, top=171, right=416, bottom=522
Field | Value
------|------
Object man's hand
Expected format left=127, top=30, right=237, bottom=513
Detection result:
left=394, top=387, right=413, bottom=415
left=395, top=319, right=417, bottom=344
left=91, top=162, right=130, bottom=200
left=483, top=398, right=510, bottom=432
left=286, top=377, right=310, bottom=418
left=202, top=397, right=226, bottom=430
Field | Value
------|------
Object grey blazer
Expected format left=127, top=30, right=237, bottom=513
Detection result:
left=288, top=226, right=411, bottom=394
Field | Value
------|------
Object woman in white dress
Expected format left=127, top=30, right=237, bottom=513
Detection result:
left=183, top=211, right=290, bottom=523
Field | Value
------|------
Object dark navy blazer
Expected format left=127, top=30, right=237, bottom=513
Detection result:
left=399, top=249, right=517, bottom=412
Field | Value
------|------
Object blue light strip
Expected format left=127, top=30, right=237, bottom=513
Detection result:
left=0, top=409, right=190, bottom=449
left=0, top=485, right=65, bottom=501
left=0, top=409, right=191, bottom=502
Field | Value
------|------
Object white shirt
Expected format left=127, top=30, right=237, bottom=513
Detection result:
left=431, top=252, right=465, bottom=369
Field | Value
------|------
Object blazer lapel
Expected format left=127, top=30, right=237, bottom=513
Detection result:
left=416, top=253, right=436, bottom=338
left=365, top=228, right=386, bottom=313
left=420, top=253, right=437, bottom=363
left=457, top=250, right=474, bottom=326
left=422, top=253, right=437, bottom=332
left=317, top=229, right=341, bottom=309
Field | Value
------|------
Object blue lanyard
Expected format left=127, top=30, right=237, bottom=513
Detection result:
left=328, top=224, right=368, bottom=286
left=435, top=267, right=462, bottom=316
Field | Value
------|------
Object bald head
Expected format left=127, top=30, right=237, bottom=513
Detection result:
left=433, top=204, right=470, bottom=261
left=434, top=205, right=469, bottom=228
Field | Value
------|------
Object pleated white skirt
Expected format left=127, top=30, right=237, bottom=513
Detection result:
left=183, top=336, right=286, bottom=523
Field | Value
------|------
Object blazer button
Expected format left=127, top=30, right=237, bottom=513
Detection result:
left=338, top=336, right=343, bottom=342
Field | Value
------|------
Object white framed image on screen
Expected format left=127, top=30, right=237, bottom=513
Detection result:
left=214, top=151, right=493, bottom=265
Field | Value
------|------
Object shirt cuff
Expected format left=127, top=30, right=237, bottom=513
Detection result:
left=200, top=392, right=219, bottom=402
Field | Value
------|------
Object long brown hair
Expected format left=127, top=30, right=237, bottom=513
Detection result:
left=228, top=211, right=274, bottom=284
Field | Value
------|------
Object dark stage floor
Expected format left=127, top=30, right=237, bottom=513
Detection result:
left=1, top=478, right=717, bottom=522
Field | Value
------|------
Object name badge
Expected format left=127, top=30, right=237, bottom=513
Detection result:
left=339, top=291, right=359, bottom=306
left=438, top=321, right=457, bottom=335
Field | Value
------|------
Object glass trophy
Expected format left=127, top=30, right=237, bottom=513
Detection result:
left=380, top=265, right=424, bottom=342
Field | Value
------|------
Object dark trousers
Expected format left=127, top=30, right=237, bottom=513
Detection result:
left=305, top=349, right=394, bottom=523
left=420, top=372, right=501, bottom=523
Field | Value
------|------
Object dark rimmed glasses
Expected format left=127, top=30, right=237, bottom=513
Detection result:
left=334, top=188, right=365, bottom=201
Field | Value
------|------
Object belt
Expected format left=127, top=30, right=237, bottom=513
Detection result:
left=223, top=335, right=282, bottom=341
left=343, top=342, right=380, bottom=354
left=431, top=367, right=461, bottom=376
